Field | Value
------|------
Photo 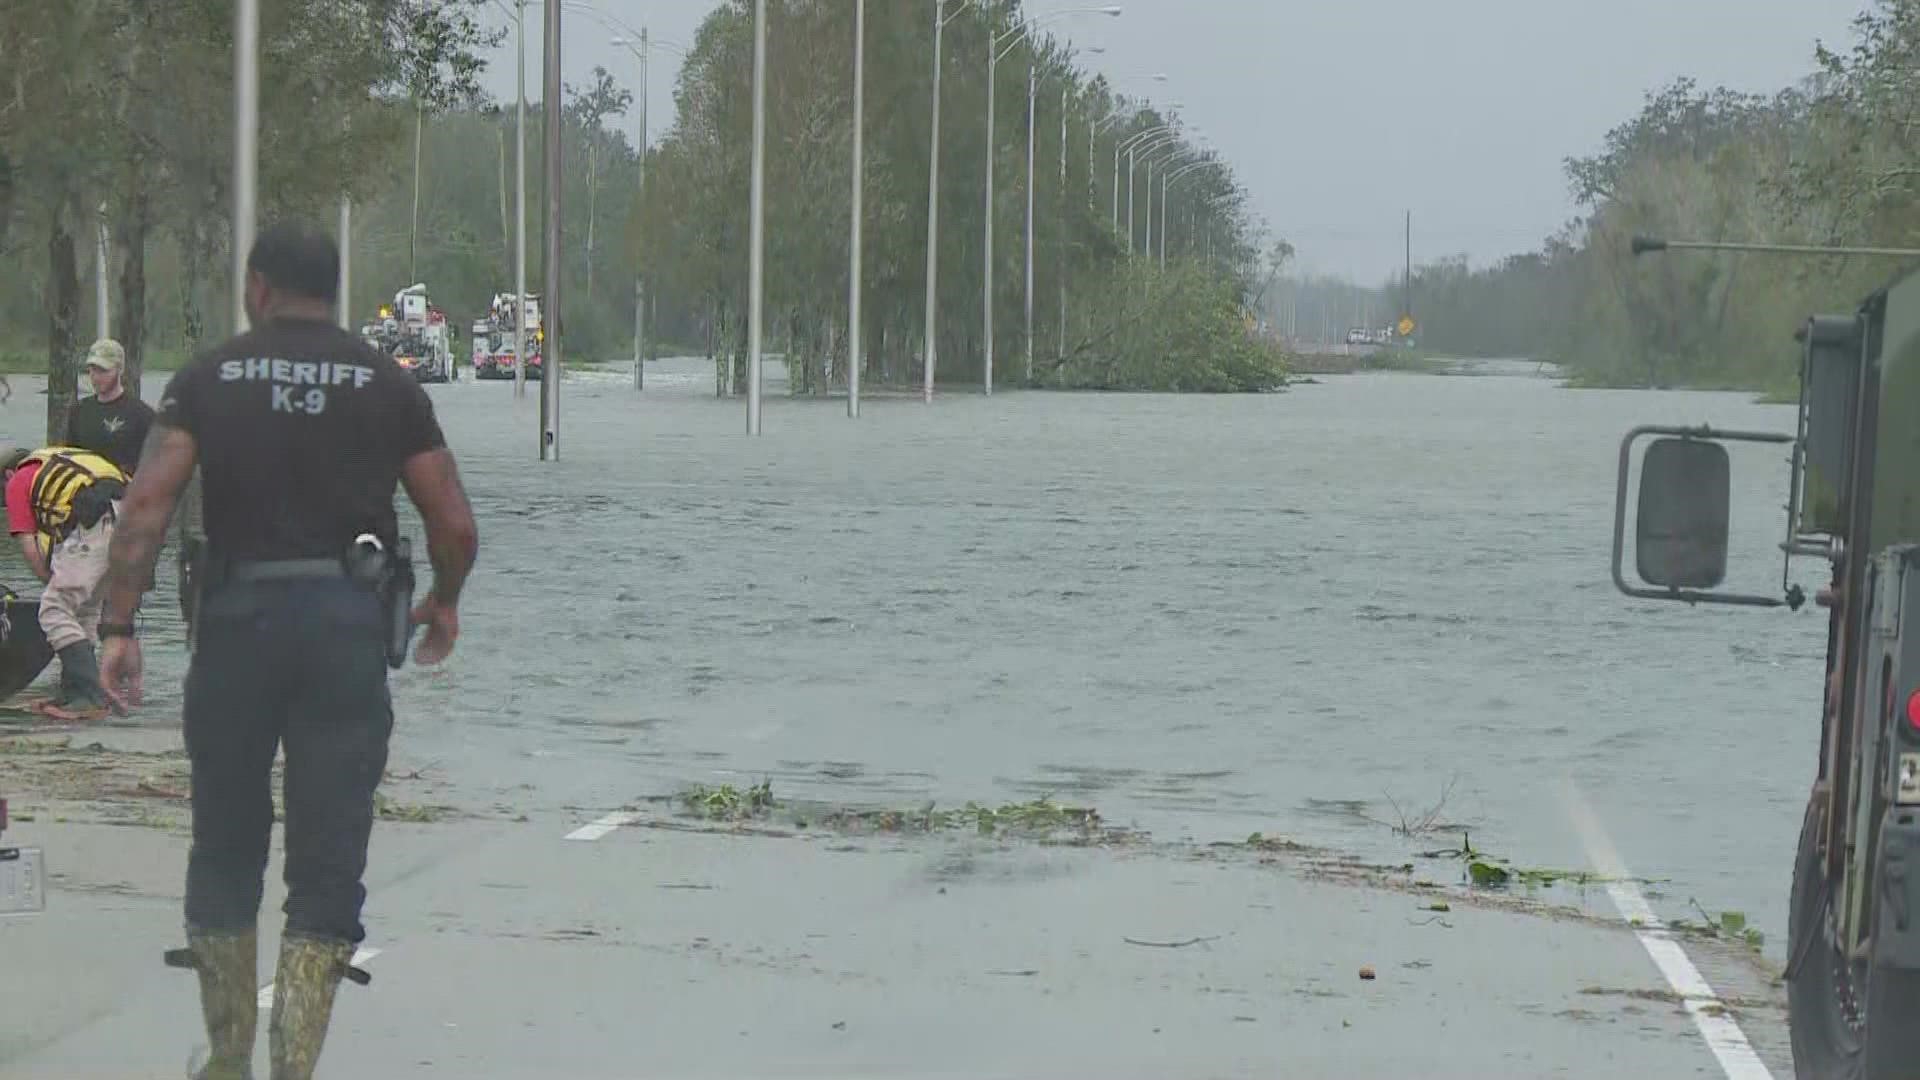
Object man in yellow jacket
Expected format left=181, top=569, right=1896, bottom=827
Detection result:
left=1, top=444, right=129, bottom=720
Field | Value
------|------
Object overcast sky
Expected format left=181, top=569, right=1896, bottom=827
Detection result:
left=479, top=0, right=1869, bottom=285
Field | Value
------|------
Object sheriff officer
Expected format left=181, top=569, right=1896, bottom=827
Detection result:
left=95, top=221, right=479, bottom=1080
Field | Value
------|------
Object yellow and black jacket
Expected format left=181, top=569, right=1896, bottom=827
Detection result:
left=19, top=447, right=128, bottom=541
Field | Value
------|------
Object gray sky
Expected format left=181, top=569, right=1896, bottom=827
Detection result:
left=480, top=0, right=1868, bottom=285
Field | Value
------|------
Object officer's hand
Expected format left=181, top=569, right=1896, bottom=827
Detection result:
left=411, top=594, right=459, bottom=665
left=100, top=636, right=142, bottom=712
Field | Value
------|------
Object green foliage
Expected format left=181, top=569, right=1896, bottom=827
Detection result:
left=0, top=0, right=1267, bottom=402
left=1329, top=3, right=1920, bottom=392
left=1055, top=261, right=1289, bottom=392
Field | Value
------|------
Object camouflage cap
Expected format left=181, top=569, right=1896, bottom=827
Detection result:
left=84, top=339, right=125, bottom=372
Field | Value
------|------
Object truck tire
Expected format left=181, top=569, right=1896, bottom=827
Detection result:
left=1789, top=789, right=1920, bottom=1079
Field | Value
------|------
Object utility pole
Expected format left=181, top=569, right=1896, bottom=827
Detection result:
left=514, top=0, right=527, bottom=399
left=848, top=0, right=865, bottom=418
left=233, top=0, right=257, bottom=333
left=635, top=28, right=649, bottom=391
left=94, top=207, right=110, bottom=340
left=337, top=198, right=352, bottom=330
left=746, top=0, right=767, bottom=434
left=541, top=0, right=561, bottom=460
left=1057, top=86, right=1067, bottom=370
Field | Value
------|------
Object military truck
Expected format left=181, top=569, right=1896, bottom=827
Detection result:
left=1613, top=236, right=1920, bottom=1077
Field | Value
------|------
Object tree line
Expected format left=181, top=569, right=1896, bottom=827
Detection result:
left=1300, top=0, right=1920, bottom=394
left=0, top=0, right=1288, bottom=441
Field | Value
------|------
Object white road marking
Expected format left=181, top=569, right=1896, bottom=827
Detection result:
left=256, top=946, right=381, bottom=1009
left=564, top=811, right=640, bottom=842
left=1563, top=782, right=1775, bottom=1080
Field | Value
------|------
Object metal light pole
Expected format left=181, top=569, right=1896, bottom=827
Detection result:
left=233, top=0, right=257, bottom=332
left=923, top=0, right=963, bottom=405
left=849, top=0, right=865, bottom=418
left=1112, top=122, right=1174, bottom=242
left=637, top=29, right=649, bottom=391
left=983, top=29, right=998, bottom=398
left=1022, top=62, right=1036, bottom=386
left=541, top=0, right=561, bottom=460
left=337, top=197, right=352, bottom=329
left=984, top=6, right=1122, bottom=397
left=1057, top=85, right=1067, bottom=367
left=409, top=101, right=424, bottom=282
left=747, top=0, right=767, bottom=435
left=1128, top=132, right=1180, bottom=255
left=94, top=208, right=110, bottom=340
left=515, top=0, right=528, bottom=398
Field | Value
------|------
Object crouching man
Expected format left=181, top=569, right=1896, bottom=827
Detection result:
left=1, top=444, right=128, bottom=721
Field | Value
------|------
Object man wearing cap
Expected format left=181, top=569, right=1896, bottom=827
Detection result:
left=0, top=440, right=129, bottom=720
left=67, top=339, right=155, bottom=477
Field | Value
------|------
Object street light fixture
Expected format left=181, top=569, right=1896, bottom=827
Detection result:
left=1113, top=119, right=1177, bottom=236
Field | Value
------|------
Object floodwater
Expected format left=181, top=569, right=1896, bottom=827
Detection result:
left=6, top=355, right=1823, bottom=963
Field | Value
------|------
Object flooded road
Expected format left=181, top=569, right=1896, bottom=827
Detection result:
left=16, top=355, right=1816, bottom=957
left=0, top=357, right=1822, bottom=1075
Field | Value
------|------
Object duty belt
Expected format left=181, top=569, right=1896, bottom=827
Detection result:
left=225, top=558, right=352, bottom=584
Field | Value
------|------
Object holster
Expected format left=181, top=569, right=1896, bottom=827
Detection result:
left=179, top=536, right=210, bottom=650
left=344, top=535, right=417, bottom=670
left=67, top=481, right=124, bottom=533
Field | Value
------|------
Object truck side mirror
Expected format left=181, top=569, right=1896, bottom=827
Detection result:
left=1612, top=425, right=1795, bottom=608
left=1636, top=437, right=1729, bottom=589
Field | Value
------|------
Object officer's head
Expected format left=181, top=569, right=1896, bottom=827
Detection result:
left=244, top=222, right=339, bottom=326
left=0, top=446, right=28, bottom=486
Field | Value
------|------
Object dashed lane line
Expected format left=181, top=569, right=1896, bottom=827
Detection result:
left=564, top=811, right=641, bottom=842
left=1563, top=781, right=1775, bottom=1080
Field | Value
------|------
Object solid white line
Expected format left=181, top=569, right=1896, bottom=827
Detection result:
left=256, top=946, right=382, bottom=1009
left=1563, top=782, right=1776, bottom=1080
left=564, top=811, right=640, bottom=842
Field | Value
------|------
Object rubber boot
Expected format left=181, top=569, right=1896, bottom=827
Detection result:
left=268, top=934, right=354, bottom=1080
left=186, top=928, right=259, bottom=1080
left=54, top=641, right=109, bottom=715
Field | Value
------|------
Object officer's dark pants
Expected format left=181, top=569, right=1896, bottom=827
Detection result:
left=183, top=577, right=393, bottom=945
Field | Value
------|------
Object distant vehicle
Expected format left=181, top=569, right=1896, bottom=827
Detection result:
left=363, top=284, right=458, bottom=384
left=472, top=292, right=544, bottom=382
left=1344, top=328, right=1371, bottom=346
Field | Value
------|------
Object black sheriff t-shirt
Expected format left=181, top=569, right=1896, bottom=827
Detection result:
left=156, top=315, right=447, bottom=561
left=67, top=392, right=155, bottom=475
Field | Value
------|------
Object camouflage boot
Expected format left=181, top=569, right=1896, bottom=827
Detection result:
left=185, top=927, right=259, bottom=1080
left=267, top=934, right=354, bottom=1080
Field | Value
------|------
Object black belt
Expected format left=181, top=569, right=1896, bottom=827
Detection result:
left=225, top=558, right=350, bottom=584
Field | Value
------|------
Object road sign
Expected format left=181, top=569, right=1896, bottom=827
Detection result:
left=1398, top=315, right=1416, bottom=337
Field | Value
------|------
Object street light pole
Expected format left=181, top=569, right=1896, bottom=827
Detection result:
left=1023, top=62, right=1035, bottom=387
left=984, top=5, right=1123, bottom=397
left=337, top=197, right=351, bottom=329
left=635, top=28, right=649, bottom=391
left=922, top=0, right=954, bottom=405
left=94, top=208, right=109, bottom=340
left=747, top=0, right=767, bottom=434
left=983, top=29, right=997, bottom=398
left=849, top=0, right=864, bottom=418
left=1057, top=85, right=1066, bottom=368
left=233, top=0, right=257, bottom=333
left=514, top=0, right=527, bottom=398
left=541, top=0, right=561, bottom=459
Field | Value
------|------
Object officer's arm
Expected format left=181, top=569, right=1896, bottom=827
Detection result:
left=400, top=448, right=478, bottom=606
left=99, top=424, right=197, bottom=626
